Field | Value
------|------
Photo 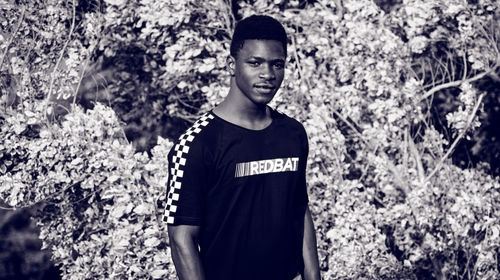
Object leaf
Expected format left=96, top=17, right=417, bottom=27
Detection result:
left=133, top=203, right=150, bottom=215
left=13, top=123, right=26, bottom=135
left=108, top=175, right=120, bottom=183
left=144, top=237, right=160, bottom=248
left=70, top=157, right=83, bottom=166
left=491, top=225, right=499, bottom=240
left=111, top=205, right=127, bottom=219
left=151, top=269, right=169, bottom=279
left=474, top=223, right=482, bottom=231
left=129, top=265, right=141, bottom=273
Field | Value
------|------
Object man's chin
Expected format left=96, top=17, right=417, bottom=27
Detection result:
left=252, top=95, right=275, bottom=105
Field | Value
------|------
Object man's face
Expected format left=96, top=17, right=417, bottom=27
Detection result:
left=231, top=39, right=285, bottom=105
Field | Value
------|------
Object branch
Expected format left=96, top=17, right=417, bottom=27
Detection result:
left=221, top=0, right=234, bottom=37
left=333, top=0, right=344, bottom=18
left=408, top=133, right=425, bottom=184
left=462, top=50, right=467, bottom=81
left=331, top=110, right=411, bottom=193
left=477, top=18, right=500, bottom=60
left=425, top=92, right=486, bottom=182
left=290, top=35, right=312, bottom=91
left=419, top=65, right=498, bottom=102
left=45, top=0, right=77, bottom=113
left=331, top=109, right=365, bottom=142
left=72, top=58, right=90, bottom=107
left=0, top=6, right=26, bottom=72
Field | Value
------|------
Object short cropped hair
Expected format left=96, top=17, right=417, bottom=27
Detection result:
left=230, top=15, right=288, bottom=58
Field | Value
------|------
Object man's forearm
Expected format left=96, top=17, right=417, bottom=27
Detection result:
left=169, top=235, right=205, bottom=280
left=302, top=206, right=321, bottom=280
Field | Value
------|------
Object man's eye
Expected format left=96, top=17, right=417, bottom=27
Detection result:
left=248, top=61, right=260, bottom=67
left=274, top=63, right=284, bottom=69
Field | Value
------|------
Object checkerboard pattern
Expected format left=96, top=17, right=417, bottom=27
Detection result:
left=163, top=113, right=215, bottom=224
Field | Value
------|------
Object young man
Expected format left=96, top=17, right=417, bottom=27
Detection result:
left=163, top=15, right=321, bottom=280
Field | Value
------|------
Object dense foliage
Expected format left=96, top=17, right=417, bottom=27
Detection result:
left=1, top=0, right=500, bottom=279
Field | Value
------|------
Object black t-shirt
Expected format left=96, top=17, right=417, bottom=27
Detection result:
left=163, top=108, right=309, bottom=280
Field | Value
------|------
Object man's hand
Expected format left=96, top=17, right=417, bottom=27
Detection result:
left=168, top=224, right=206, bottom=280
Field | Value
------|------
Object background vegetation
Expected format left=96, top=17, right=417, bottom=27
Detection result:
left=1, top=0, right=499, bottom=279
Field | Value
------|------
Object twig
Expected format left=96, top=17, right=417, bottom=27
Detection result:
left=0, top=6, right=26, bottom=72
left=476, top=17, right=500, bottom=59
left=380, top=150, right=410, bottom=195
left=290, top=35, right=312, bottom=91
left=448, top=51, right=457, bottom=81
left=333, top=0, right=344, bottom=18
left=462, top=50, right=467, bottom=81
left=331, top=110, right=365, bottom=143
left=45, top=0, right=77, bottom=114
left=72, top=58, right=90, bottom=107
left=425, top=92, right=486, bottom=182
left=331, top=109, right=411, bottom=193
left=402, top=128, right=409, bottom=176
left=323, top=125, right=344, bottom=182
left=419, top=65, right=497, bottom=101
left=221, top=0, right=234, bottom=37
left=408, top=133, right=425, bottom=184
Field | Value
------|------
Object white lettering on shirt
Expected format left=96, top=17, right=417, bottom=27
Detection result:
left=235, top=157, right=299, bottom=178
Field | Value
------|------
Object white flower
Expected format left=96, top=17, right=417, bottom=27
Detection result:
left=151, top=270, right=169, bottom=279
left=144, top=237, right=160, bottom=247
left=444, top=3, right=464, bottom=15
left=409, top=36, right=429, bottom=54
left=133, top=203, right=151, bottom=215
left=104, top=0, right=126, bottom=6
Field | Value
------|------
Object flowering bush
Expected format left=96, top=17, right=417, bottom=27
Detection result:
left=0, top=102, right=178, bottom=279
left=237, top=0, right=500, bottom=278
left=1, top=0, right=500, bottom=279
left=85, top=0, right=234, bottom=150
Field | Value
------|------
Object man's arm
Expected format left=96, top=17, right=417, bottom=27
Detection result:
left=302, top=206, right=321, bottom=280
left=168, top=224, right=205, bottom=280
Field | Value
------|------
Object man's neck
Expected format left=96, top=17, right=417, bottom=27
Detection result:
left=213, top=91, right=272, bottom=130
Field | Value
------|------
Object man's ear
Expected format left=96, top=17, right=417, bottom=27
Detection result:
left=227, top=56, right=235, bottom=76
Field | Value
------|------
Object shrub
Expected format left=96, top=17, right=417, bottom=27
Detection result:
left=0, top=103, right=176, bottom=279
left=1, top=0, right=499, bottom=279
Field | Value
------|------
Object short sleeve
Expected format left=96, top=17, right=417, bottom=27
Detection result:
left=162, top=135, right=211, bottom=226
left=295, top=123, right=309, bottom=209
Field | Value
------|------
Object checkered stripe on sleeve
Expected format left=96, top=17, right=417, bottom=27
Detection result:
left=163, top=113, right=215, bottom=224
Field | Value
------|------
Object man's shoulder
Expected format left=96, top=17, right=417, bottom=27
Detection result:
left=272, top=108, right=307, bottom=133
left=169, top=112, right=219, bottom=156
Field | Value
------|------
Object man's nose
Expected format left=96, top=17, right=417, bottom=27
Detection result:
left=259, top=64, right=275, bottom=80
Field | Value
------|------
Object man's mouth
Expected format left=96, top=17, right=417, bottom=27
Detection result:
left=254, top=84, right=275, bottom=92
